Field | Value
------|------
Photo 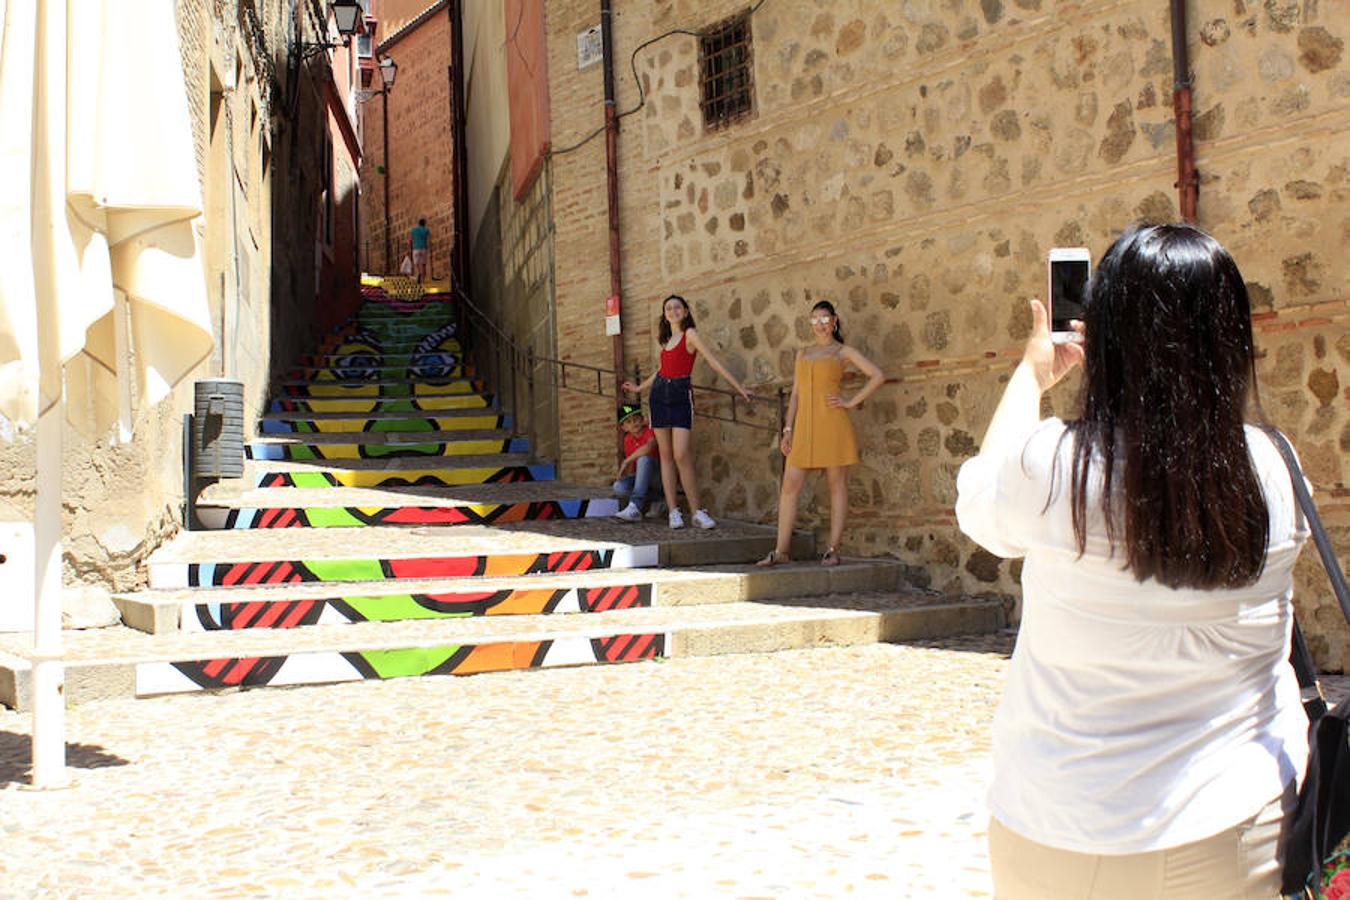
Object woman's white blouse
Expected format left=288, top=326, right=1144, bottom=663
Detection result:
left=955, top=418, right=1310, bottom=854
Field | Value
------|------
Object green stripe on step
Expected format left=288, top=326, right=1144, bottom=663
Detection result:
left=305, top=558, right=386, bottom=581
left=359, top=646, right=461, bottom=678
left=304, top=507, right=364, bottom=527
left=343, top=595, right=475, bottom=621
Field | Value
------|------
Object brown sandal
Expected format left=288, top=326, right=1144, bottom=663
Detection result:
left=820, top=547, right=841, bottom=567
left=755, top=550, right=790, bottom=568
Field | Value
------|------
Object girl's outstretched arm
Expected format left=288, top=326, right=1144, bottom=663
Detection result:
left=684, top=328, right=753, bottom=402
left=621, top=369, right=659, bottom=396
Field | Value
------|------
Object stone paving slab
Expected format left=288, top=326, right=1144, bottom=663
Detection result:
left=0, top=639, right=1012, bottom=896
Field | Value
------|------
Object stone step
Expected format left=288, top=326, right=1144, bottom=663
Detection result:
left=259, top=412, right=510, bottom=434
left=298, top=351, right=464, bottom=367
left=246, top=434, right=529, bottom=460
left=248, top=456, right=554, bottom=489
left=114, top=558, right=900, bottom=632
left=146, top=520, right=803, bottom=588
left=277, top=377, right=480, bottom=395
left=0, top=592, right=1006, bottom=706
left=285, top=364, right=468, bottom=381
left=195, top=482, right=616, bottom=529
left=268, top=394, right=495, bottom=414
left=252, top=428, right=514, bottom=446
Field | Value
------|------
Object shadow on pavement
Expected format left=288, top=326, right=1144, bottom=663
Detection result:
left=0, top=731, right=130, bottom=786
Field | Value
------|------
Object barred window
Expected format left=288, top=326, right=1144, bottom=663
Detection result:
left=699, top=13, right=754, bottom=131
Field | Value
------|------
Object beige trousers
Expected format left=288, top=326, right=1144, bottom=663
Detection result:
left=988, top=790, right=1292, bottom=900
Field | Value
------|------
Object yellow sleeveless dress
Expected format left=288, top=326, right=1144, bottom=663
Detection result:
left=786, top=350, right=859, bottom=469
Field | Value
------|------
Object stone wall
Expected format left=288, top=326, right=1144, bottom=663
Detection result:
left=534, top=0, right=1350, bottom=668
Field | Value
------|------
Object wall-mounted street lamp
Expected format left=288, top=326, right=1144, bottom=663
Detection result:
left=299, top=0, right=365, bottom=61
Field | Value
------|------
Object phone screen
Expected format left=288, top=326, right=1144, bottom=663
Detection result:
left=1050, top=259, right=1090, bottom=333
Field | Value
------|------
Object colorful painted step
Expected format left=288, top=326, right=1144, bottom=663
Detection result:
left=117, top=551, right=875, bottom=633
left=278, top=379, right=482, bottom=397
left=286, top=364, right=468, bottom=381
left=195, top=482, right=616, bottom=529
left=0, top=592, right=1005, bottom=704
left=259, top=412, right=511, bottom=434
left=268, top=394, right=495, bottom=414
left=247, top=435, right=529, bottom=461
left=145, top=521, right=796, bottom=589
left=249, top=456, right=553, bottom=488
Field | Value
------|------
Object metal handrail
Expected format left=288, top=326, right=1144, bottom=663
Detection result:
left=450, top=287, right=785, bottom=458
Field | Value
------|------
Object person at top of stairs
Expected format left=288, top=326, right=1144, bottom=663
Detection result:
left=409, top=218, right=430, bottom=282
left=613, top=403, right=662, bottom=522
left=622, top=295, right=753, bottom=531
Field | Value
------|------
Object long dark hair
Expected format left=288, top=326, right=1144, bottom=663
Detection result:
left=812, top=300, right=844, bottom=343
left=658, top=294, right=696, bottom=344
left=1064, top=223, right=1268, bottom=589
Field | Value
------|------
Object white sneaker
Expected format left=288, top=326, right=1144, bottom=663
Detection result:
left=614, top=502, right=642, bottom=522
left=668, top=509, right=685, bottom=530
left=691, top=508, right=717, bottom=530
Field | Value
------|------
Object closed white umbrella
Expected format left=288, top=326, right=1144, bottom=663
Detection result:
left=0, top=0, right=214, bottom=786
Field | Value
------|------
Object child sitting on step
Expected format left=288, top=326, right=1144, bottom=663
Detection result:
left=613, top=403, right=662, bottom=521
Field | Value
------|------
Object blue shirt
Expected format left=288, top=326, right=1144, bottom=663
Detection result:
left=410, top=225, right=430, bottom=249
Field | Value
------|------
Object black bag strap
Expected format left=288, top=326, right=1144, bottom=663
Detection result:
left=1260, top=426, right=1350, bottom=723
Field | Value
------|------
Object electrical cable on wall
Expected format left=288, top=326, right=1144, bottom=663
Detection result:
left=548, top=0, right=770, bottom=158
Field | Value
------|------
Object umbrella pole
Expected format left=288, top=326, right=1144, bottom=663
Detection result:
left=30, top=397, right=67, bottom=788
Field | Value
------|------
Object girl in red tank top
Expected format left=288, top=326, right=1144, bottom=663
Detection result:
left=621, top=295, right=753, bottom=531
left=659, top=330, right=697, bottom=378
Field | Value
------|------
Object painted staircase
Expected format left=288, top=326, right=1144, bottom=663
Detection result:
left=0, top=281, right=1005, bottom=707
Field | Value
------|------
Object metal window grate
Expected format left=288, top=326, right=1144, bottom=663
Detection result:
left=699, top=13, right=754, bottom=131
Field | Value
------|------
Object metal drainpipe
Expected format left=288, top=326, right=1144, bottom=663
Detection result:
left=382, top=85, right=393, bottom=271
left=1169, top=0, right=1198, bottom=222
left=601, top=0, right=626, bottom=431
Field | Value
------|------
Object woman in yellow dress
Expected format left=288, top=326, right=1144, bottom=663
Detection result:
left=758, top=300, right=885, bottom=567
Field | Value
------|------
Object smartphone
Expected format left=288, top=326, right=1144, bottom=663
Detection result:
left=1047, top=248, right=1091, bottom=343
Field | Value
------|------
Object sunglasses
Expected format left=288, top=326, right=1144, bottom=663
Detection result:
left=809, top=315, right=833, bottom=325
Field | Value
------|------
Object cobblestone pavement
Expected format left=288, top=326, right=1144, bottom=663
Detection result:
left=0, top=636, right=1012, bottom=899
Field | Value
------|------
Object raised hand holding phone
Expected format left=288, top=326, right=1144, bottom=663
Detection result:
left=1047, top=247, right=1090, bottom=344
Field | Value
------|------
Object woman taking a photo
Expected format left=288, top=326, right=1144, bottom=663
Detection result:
left=757, top=300, right=884, bottom=567
left=622, top=294, right=753, bottom=530
left=956, top=224, right=1309, bottom=898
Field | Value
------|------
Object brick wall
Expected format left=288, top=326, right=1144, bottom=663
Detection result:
left=531, top=0, right=1350, bottom=669
left=362, top=11, right=456, bottom=277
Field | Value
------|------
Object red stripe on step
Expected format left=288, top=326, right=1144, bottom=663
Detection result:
left=220, top=564, right=251, bottom=587
left=252, top=603, right=286, bottom=629
left=383, top=507, right=471, bottom=525
left=224, top=658, right=258, bottom=685
left=258, top=507, right=287, bottom=529
left=279, top=601, right=316, bottom=628
left=232, top=602, right=264, bottom=629
left=242, top=561, right=282, bottom=586
left=627, top=634, right=658, bottom=659
left=203, top=658, right=228, bottom=678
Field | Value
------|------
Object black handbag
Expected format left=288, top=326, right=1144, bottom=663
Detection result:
left=1262, top=428, right=1350, bottom=898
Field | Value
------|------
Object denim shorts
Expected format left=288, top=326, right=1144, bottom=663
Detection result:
left=648, top=375, right=692, bottom=429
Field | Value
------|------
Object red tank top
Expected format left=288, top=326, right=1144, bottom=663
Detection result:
left=659, top=330, right=696, bottom=378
